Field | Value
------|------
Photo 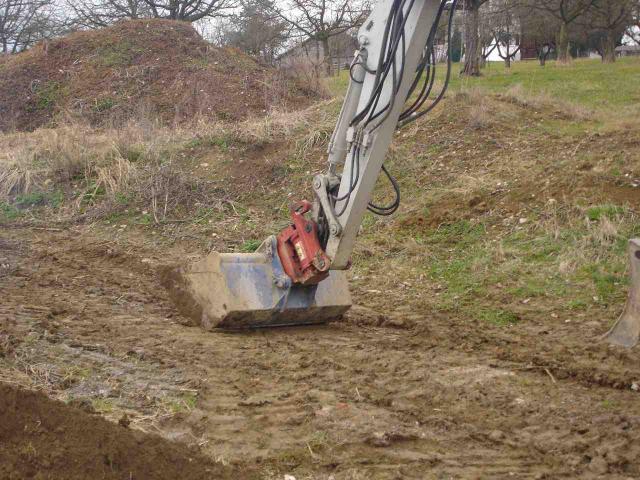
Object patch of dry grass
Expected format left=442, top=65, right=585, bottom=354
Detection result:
left=280, top=58, right=331, bottom=99
left=500, top=84, right=596, bottom=121
left=0, top=104, right=325, bottom=224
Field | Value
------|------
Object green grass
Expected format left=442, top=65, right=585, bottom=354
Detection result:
left=0, top=202, right=21, bottom=221
left=166, top=392, right=198, bottom=413
left=81, top=181, right=106, bottom=206
left=0, top=191, right=63, bottom=221
left=578, top=263, right=628, bottom=305
left=329, top=57, right=640, bottom=114
left=451, top=58, right=640, bottom=112
left=95, top=40, right=142, bottom=67
left=91, top=398, right=115, bottom=413
left=184, top=135, right=230, bottom=151
left=34, top=81, right=65, bottom=110
left=12, top=190, right=64, bottom=209
left=193, top=207, right=223, bottom=225
left=586, top=204, right=625, bottom=222
left=382, top=199, right=637, bottom=321
left=136, top=213, right=154, bottom=225
left=477, top=308, right=520, bottom=327
left=239, top=239, right=262, bottom=253
left=93, top=97, right=116, bottom=113
left=114, top=192, right=132, bottom=205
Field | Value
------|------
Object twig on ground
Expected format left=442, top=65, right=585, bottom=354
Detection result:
left=544, top=368, right=557, bottom=384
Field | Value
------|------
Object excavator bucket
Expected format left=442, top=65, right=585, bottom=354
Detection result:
left=604, top=238, right=640, bottom=348
left=161, top=236, right=351, bottom=329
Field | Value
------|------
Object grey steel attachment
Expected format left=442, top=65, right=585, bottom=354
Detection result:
left=604, top=238, right=640, bottom=347
left=313, top=174, right=342, bottom=238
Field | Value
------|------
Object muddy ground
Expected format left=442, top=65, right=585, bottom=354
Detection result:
left=1, top=224, right=639, bottom=479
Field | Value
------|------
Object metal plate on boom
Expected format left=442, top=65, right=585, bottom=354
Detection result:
left=161, top=236, right=352, bottom=329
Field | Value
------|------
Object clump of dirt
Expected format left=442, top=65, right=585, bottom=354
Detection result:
left=0, top=382, right=250, bottom=480
left=0, top=19, right=310, bottom=132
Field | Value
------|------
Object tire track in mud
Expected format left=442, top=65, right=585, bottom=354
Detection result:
left=2, top=226, right=640, bottom=479
left=0, top=228, right=203, bottom=424
left=354, top=301, right=640, bottom=395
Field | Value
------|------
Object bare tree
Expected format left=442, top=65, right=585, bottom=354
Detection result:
left=580, top=0, right=633, bottom=62
left=68, top=0, right=150, bottom=29
left=67, top=0, right=236, bottom=28
left=535, top=0, right=597, bottom=63
left=485, top=0, right=521, bottom=68
left=624, top=0, right=639, bottom=43
left=273, top=0, right=369, bottom=75
left=519, top=4, right=558, bottom=65
left=461, top=0, right=490, bottom=76
left=220, top=0, right=288, bottom=64
left=143, top=0, right=236, bottom=20
left=0, top=0, right=58, bottom=53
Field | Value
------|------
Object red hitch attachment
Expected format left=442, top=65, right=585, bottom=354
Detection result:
left=277, top=200, right=331, bottom=286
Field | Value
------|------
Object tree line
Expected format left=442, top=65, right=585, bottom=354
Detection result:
left=1, top=0, right=639, bottom=73
left=463, top=0, right=640, bottom=74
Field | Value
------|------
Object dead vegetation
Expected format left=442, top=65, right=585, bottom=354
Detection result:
left=0, top=100, right=339, bottom=228
left=279, top=57, right=332, bottom=99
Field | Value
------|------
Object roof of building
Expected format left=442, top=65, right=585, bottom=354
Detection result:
left=615, top=45, right=640, bottom=52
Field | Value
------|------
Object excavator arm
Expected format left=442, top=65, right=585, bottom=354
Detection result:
left=164, top=0, right=458, bottom=328
left=275, top=0, right=453, bottom=279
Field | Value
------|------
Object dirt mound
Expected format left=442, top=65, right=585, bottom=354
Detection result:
left=0, top=382, right=252, bottom=479
left=0, top=19, right=309, bottom=132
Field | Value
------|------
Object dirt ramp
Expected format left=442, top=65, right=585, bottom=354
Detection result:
left=0, top=383, right=249, bottom=480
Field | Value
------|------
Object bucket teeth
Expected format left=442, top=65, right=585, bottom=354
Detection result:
left=161, top=236, right=351, bottom=329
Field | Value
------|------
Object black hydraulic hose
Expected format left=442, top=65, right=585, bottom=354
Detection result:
left=367, top=164, right=401, bottom=215
left=403, top=0, right=446, bottom=106
left=333, top=0, right=457, bottom=220
left=350, top=0, right=401, bottom=127
left=334, top=147, right=362, bottom=217
left=352, top=0, right=416, bottom=128
left=399, top=0, right=458, bottom=127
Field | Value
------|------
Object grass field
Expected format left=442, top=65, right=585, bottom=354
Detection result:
left=452, top=58, right=640, bottom=112
left=330, top=57, right=640, bottom=115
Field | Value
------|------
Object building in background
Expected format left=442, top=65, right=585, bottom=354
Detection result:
left=616, top=45, right=640, bottom=57
left=277, top=32, right=359, bottom=74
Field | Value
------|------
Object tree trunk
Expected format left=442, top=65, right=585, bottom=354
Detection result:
left=462, top=0, right=481, bottom=76
left=539, top=53, right=546, bottom=66
left=601, top=31, right=616, bottom=63
left=321, top=37, right=332, bottom=76
left=556, top=23, right=571, bottom=64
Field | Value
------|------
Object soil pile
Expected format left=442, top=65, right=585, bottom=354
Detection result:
left=0, top=382, right=251, bottom=479
left=0, top=19, right=309, bottom=132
